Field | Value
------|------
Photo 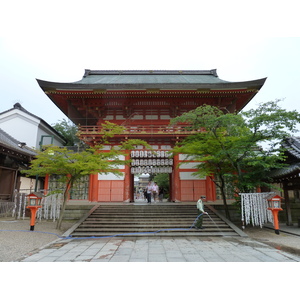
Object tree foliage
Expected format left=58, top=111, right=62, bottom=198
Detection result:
left=153, top=173, right=170, bottom=196
left=52, top=119, right=81, bottom=146
left=23, top=121, right=149, bottom=229
left=170, top=100, right=300, bottom=219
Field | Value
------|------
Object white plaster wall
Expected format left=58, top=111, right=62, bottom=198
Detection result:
left=98, top=172, right=125, bottom=180
left=37, top=124, right=65, bottom=148
left=19, top=177, right=35, bottom=191
left=0, top=111, right=39, bottom=148
left=0, top=108, right=66, bottom=149
left=179, top=162, right=201, bottom=169
left=179, top=172, right=205, bottom=180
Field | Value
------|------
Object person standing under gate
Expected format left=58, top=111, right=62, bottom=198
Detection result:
left=152, top=182, right=159, bottom=202
left=146, top=181, right=153, bottom=203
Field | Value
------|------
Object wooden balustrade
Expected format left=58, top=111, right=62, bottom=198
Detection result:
left=79, top=125, right=200, bottom=135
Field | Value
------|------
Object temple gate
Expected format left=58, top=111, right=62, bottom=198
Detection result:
left=38, top=70, right=266, bottom=202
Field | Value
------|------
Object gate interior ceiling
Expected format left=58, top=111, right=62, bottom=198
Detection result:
left=37, top=70, right=266, bottom=202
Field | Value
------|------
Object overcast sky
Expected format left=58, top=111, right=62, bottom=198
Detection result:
left=1, top=0, right=299, bottom=126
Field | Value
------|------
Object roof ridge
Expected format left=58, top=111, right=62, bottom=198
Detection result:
left=83, top=69, right=218, bottom=77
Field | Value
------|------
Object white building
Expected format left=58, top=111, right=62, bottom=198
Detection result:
left=0, top=103, right=65, bottom=150
left=0, top=103, right=67, bottom=198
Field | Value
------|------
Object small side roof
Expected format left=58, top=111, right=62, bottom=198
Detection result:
left=271, top=137, right=300, bottom=179
left=282, top=136, right=300, bottom=160
left=0, top=128, right=36, bottom=157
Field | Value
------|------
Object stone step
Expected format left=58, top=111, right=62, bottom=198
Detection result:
left=70, top=231, right=239, bottom=237
left=68, top=203, right=241, bottom=237
left=80, top=219, right=225, bottom=224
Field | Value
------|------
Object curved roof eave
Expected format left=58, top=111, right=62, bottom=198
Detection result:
left=36, top=77, right=267, bottom=92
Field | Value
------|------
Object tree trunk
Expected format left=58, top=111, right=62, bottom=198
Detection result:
left=213, top=175, right=231, bottom=221
left=219, top=176, right=231, bottom=220
left=56, top=179, right=72, bottom=230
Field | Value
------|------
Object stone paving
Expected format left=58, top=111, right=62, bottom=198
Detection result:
left=20, top=235, right=300, bottom=262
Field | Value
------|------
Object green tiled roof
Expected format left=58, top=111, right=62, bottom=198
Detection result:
left=77, top=69, right=227, bottom=85
left=37, top=69, right=267, bottom=91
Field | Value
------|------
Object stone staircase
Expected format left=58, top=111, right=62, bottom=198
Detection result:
left=65, top=203, right=245, bottom=238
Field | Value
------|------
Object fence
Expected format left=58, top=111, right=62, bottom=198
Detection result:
left=0, top=201, right=15, bottom=217
left=0, top=190, right=63, bottom=221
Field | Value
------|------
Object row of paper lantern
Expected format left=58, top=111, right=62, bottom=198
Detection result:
left=130, top=150, right=172, bottom=158
left=131, top=159, right=173, bottom=166
left=131, top=166, right=173, bottom=174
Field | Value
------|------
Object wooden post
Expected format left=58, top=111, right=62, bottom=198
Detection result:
left=283, top=183, right=293, bottom=226
left=173, top=154, right=181, bottom=201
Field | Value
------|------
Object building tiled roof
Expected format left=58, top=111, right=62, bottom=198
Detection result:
left=79, top=69, right=227, bottom=85
left=271, top=163, right=300, bottom=179
left=0, top=103, right=41, bottom=121
left=271, top=137, right=300, bottom=179
left=281, top=136, right=300, bottom=160
left=0, top=128, right=36, bottom=157
left=37, top=69, right=267, bottom=91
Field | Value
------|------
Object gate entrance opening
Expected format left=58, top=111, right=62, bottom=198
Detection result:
left=131, top=149, right=172, bottom=202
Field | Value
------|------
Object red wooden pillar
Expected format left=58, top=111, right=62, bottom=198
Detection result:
left=89, top=173, right=99, bottom=202
left=172, top=154, right=181, bottom=201
left=206, top=176, right=216, bottom=201
left=123, top=151, right=131, bottom=202
left=44, top=174, right=50, bottom=194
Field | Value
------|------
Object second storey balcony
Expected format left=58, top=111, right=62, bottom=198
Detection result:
left=78, top=124, right=201, bottom=145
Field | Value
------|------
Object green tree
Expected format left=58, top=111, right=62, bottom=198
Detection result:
left=52, top=119, right=80, bottom=146
left=170, top=100, right=300, bottom=219
left=153, top=173, right=170, bottom=198
left=23, top=122, right=149, bottom=229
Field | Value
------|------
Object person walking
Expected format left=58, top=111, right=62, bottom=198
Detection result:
left=194, top=196, right=207, bottom=229
left=159, top=187, right=164, bottom=202
left=143, top=188, right=147, bottom=201
left=146, top=181, right=153, bottom=203
left=152, top=182, right=159, bottom=202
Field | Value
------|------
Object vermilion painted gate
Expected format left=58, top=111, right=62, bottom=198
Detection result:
left=38, top=70, right=266, bottom=202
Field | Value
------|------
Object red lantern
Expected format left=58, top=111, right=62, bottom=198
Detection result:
left=26, top=192, right=43, bottom=231
left=267, top=195, right=283, bottom=235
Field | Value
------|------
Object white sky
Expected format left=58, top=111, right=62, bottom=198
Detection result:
left=1, top=0, right=300, bottom=126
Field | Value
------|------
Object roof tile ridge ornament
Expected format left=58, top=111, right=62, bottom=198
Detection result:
left=83, top=69, right=219, bottom=77
left=13, top=102, right=31, bottom=114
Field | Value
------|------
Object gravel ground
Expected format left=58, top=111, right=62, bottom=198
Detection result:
left=1, top=216, right=300, bottom=262
left=0, top=217, right=74, bottom=262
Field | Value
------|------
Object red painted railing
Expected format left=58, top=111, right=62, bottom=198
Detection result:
left=79, top=125, right=201, bottom=136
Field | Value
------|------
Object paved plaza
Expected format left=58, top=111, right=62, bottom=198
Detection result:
left=20, top=235, right=300, bottom=262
